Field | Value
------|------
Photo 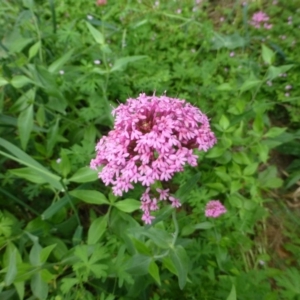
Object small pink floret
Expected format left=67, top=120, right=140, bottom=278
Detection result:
left=205, top=200, right=227, bottom=218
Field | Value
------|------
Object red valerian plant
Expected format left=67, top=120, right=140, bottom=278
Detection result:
left=91, top=94, right=217, bottom=223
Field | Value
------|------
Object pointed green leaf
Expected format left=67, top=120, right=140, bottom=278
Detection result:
left=30, top=272, right=48, bottom=300
left=4, top=249, right=17, bottom=286
left=148, top=260, right=161, bottom=285
left=226, top=284, right=236, bottom=300
left=17, top=104, right=34, bottom=150
left=40, top=244, right=57, bottom=264
left=70, top=190, right=109, bottom=205
left=68, top=166, right=98, bottom=183
left=86, top=22, right=105, bottom=45
left=29, top=41, right=41, bottom=60
left=262, top=44, right=274, bottom=65
left=170, top=245, right=189, bottom=290
left=48, top=49, right=74, bottom=73
left=87, top=215, right=108, bottom=245
left=9, top=167, right=48, bottom=184
left=111, top=56, right=147, bottom=72
left=114, top=199, right=140, bottom=213
left=11, top=75, right=33, bottom=88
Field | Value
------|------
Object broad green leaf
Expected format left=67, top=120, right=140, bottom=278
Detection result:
left=264, top=127, right=287, bottom=138
left=41, top=237, right=68, bottom=260
left=232, top=152, right=251, bottom=165
left=29, top=41, right=41, bottom=60
left=14, top=282, right=24, bottom=300
left=4, top=249, right=17, bottom=286
left=86, top=22, right=105, bottom=45
left=194, top=222, right=214, bottom=230
left=48, top=49, right=74, bottom=73
left=0, top=138, right=62, bottom=190
left=148, top=260, right=161, bottom=286
left=240, top=79, right=261, bottom=92
left=70, top=190, right=109, bottom=205
left=18, top=104, right=34, bottom=150
left=41, top=196, right=74, bottom=220
left=205, top=147, right=225, bottom=158
left=72, top=225, right=83, bottom=246
left=267, top=65, right=294, bottom=81
left=40, top=244, right=57, bottom=264
left=87, top=215, right=108, bottom=245
left=30, top=272, right=48, bottom=300
left=170, top=245, right=189, bottom=290
left=0, top=77, right=8, bottom=87
left=217, top=83, right=232, bottom=91
left=125, top=254, right=151, bottom=276
left=226, top=284, right=237, bottom=300
left=211, top=32, right=247, bottom=50
left=11, top=75, right=33, bottom=89
left=219, top=115, right=230, bottom=130
left=29, top=242, right=42, bottom=266
left=262, top=44, right=274, bottom=65
left=111, top=56, right=147, bottom=72
left=243, top=163, right=258, bottom=176
left=9, top=167, right=47, bottom=184
left=114, top=199, right=140, bottom=213
left=69, top=166, right=98, bottom=183
left=10, top=88, right=36, bottom=113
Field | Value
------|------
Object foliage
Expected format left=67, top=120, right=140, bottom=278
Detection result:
left=1, top=0, right=300, bottom=299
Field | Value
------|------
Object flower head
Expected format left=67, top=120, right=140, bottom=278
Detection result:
left=205, top=200, right=227, bottom=218
left=250, top=11, right=272, bottom=29
left=91, top=94, right=216, bottom=223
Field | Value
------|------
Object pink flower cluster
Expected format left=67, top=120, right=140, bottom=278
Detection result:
left=250, top=11, right=272, bottom=30
left=90, top=93, right=216, bottom=223
left=205, top=200, right=227, bottom=218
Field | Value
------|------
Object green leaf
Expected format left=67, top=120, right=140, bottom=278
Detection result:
left=29, top=242, right=42, bottom=266
left=0, top=138, right=63, bottom=190
left=219, top=115, right=230, bottom=130
left=60, top=278, right=78, bottom=295
left=114, top=199, right=140, bottom=213
left=111, top=56, right=147, bottom=72
left=264, top=127, right=286, bottom=138
left=41, top=196, right=75, bottom=220
left=46, top=117, right=60, bottom=157
left=148, top=260, right=161, bottom=285
left=243, top=163, right=258, bottom=176
left=72, top=225, right=83, bottom=246
left=125, top=254, right=152, bottom=276
left=216, top=83, right=232, bottom=91
left=14, top=282, right=24, bottom=300
left=17, top=104, right=34, bottom=150
left=87, top=215, right=108, bottom=245
left=0, top=77, right=8, bottom=87
left=262, top=44, right=274, bottom=65
left=4, top=249, right=17, bottom=286
left=68, top=166, right=98, bottom=183
left=48, top=49, right=74, bottom=73
left=170, top=245, right=189, bottom=290
left=70, top=190, right=109, bottom=205
left=240, top=79, right=261, bottom=92
left=9, top=167, right=48, bottom=184
left=11, top=75, right=33, bottom=89
left=40, top=244, right=57, bottom=264
left=267, top=65, right=294, bottom=81
left=86, top=22, right=105, bottom=45
left=194, top=222, right=214, bottom=230
left=226, top=284, right=237, bottom=300
left=30, top=272, right=48, bottom=300
left=29, top=41, right=41, bottom=60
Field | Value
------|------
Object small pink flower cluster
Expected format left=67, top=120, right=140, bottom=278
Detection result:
left=91, top=93, right=216, bottom=223
left=250, top=11, right=272, bottom=30
left=205, top=200, right=226, bottom=218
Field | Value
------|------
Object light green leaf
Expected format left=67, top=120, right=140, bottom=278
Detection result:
left=114, top=199, right=140, bottom=213
left=86, top=22, right=105, bottom=45
left=29, top=242, right=42, bottom=266
left=9, top=167, right=48, bottom=184
left=148, top=260, right=161, bottom=285
left=243, top=163, right=258, bottom=176
left=4, top=249, right=17, bottom=286
left=219, top=115, right=230, bottom=130
left=194, top=222, right=214, bottom=230
left=125, top=254, right=152, bottom=276
left=87, top=215, right=108, bottom=245
left=69, top=190, right=109, bottom=205
left=267, top=65, right=294, bottom=81
left=111, top=56, right=147, bottom=72
left=60, top=278, right=79, bottom=295
left=0, top=138, right=63, bottom=190
left=40, top=244, right=57, bottom=264
left=69, top=166, right=98, bottom=183
left=0, top=77, right=8, bottom=87
left=264, top=127, right=287, bottom=138
left=14, top=282, right=24, bottom=300
left=240, top=79, right=262, bottom=92
left=217, top=83, right=232, bottom=91
left=30, top=272, right=48, bottom=300
left=262, top=44, right=274, bottom=65
left=226, top=284, right=236, bottom=300
left=17, top=104, right=34, bottom=150
left=29, top=41, right=41, bottom=60
left=170, top=245, right=189, bottom=290
left=48, top=49, right=74, bottom=73
left=11, top=75, right=33, bottom=89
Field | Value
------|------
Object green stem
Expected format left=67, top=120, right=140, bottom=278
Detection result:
left=171, top=210, right=179, bottom=247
